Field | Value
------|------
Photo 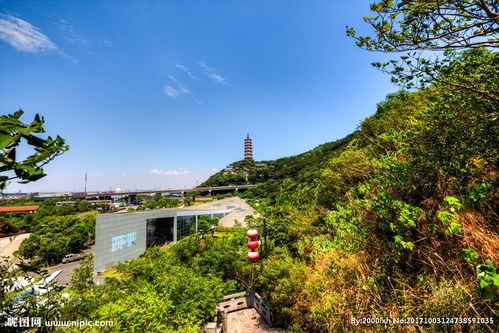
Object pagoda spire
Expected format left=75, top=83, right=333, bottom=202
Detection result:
left=244, top=134, right=253, bottom=161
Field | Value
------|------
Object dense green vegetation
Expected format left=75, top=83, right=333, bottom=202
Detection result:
left=236, top=49, right=498, bottom=331
left=202, top=135, right=353, bottom=187
left=0, top=198, right=102, bottom=234
left=201, top=160, right=267, bottom=186
left=202, top=49, right=498, bottom=331
left=0, top=198, right=98, bottom=266
left=61, top=233, right=250, bottom=332
left=15, top=212, right=96, bottom=266
left=135, top=193, right=180, bottom=210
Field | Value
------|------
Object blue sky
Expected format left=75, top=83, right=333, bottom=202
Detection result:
left=1, top=0, right=398, bottom=193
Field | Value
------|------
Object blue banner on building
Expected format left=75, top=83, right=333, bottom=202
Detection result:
left=112, top=232, right=137, bottom=252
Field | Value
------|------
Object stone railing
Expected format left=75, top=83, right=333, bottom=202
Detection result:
left=202, top=291, right=272, bottom=333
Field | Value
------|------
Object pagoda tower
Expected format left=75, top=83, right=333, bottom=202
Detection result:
left=244, top=134, right=253, bottom=161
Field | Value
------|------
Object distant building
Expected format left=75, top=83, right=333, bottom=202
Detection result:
left=223, top=165, right=239, bottom=175
left=244, top=134, right=253, bottom=161
left=222, top=165, right=251, bottom=176
left=55, top=201, right=78, bottom=206
left=255, top=162, right=267, bottom=169
left=55, top=200, right=112, bottom=206
left=0, top=206, right=39, bottom=213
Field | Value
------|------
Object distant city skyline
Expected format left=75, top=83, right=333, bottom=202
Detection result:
left=0, top=1, right=397, bottom=192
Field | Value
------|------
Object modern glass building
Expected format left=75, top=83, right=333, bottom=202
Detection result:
left=94, top=208, right=231, bottom=272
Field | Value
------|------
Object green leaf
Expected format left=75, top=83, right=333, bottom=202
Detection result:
left=492, top=274, right=499, bottom=287
left=404, top=241, right=414, bottom=251
left=479, top=279, right=490, bottom=289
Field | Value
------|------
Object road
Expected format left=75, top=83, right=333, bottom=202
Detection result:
left=47, top=247, right=94, bottom=286
left=0, top=233, right=31, bottom=261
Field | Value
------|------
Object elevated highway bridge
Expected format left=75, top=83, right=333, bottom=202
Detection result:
left=2, top=185, right=258, bottom=202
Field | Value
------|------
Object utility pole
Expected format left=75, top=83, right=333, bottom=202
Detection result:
left=84, top=173, right=87, bottom=195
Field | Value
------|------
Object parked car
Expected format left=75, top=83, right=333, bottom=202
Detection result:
left=61, top=254, right=83, bottom=264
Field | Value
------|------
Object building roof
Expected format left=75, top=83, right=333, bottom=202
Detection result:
left=0, top=206, right=39, bottom=212
left=117, top=197, right=259, bottom=227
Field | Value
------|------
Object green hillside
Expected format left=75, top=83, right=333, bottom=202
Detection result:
left=202, top=133, right=353, bottom=187
left=201, top=49, right=498, bottom=331
left=238, top=50, right=499, bottom=330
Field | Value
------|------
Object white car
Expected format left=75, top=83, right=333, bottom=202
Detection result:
left=62, top=254, right=82, bottom=264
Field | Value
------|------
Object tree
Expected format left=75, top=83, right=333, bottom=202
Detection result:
left=70, top=254, right=94, bottom=294
left=77, top=200, right=91, bottom=212
left=38, top=233, right=70, bottom=265
left=347, top=0, right=499, bottom=100
left=0, top=110, right=68, bottom=192
left=15, top=233, right=42, bottom=260
left=0, top=216, right=19, bottom=234
left=197, top=215, right=219, bottom=237
left=67, top=222, right=92, bottom=252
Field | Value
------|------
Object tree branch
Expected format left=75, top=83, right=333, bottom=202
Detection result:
left=478, top=0, right=499, bottom=20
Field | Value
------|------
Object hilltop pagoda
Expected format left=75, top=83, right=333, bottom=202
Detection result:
left=244, top=134, right=253, bottom=161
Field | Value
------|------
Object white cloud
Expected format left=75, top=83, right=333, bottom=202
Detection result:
left=198, top=61, right=228, bottom=85
left=89, top=172, right=104, bottom=177
left=0, top=14, right=57, bottom=53
left=99, top=39, right=113, bottom=47
left=56, top=18, right=87, bottom=45
left=149, top=169, right=190, bottom=176
left=210, top=168, right=219, bottom=172
left=121, top=173, right=127, bottom=176
left=163, top=85, right=181, bottom=99
left=164, top=75, right=190, bottom=100
left=168, top=75, right=189, bottom=94
left=59, top=50, right=79, bottom=64
left=0, top=14, right=77, bottom=63
left=175, top=64, right=198, bottom=80
left=210, top=73, right=226, bottom=83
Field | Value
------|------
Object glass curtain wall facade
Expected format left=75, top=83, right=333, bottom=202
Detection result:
left=177, top=215, right=196, bottom=240
left=95, top=209, right=230, bottom=272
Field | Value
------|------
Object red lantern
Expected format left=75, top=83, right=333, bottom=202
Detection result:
left=247, top=229, right=258, bottom=238
left=248, top=251, right=259, bottom=260
left=247, top=240, right=259, bottom=249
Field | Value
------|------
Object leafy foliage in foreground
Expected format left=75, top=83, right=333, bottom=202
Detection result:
left=0, top=110, right=68, bottom=191
left=347, top=0, right=499, bottom=101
